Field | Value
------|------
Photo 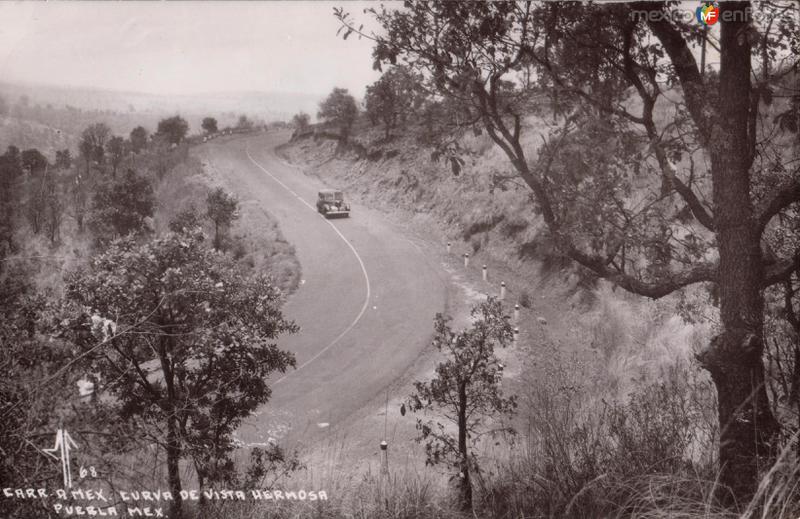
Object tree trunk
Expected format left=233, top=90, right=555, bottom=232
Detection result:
left=160, top=337, right=183, bottom=518
left=166, top=416, right=183, bottom=519
left=698, top=3, right=779, bottom=503
left=457, top=384, right=472, bottom=511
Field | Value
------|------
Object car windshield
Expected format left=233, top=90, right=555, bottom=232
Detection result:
left=320, top=191, right=343, bottom=201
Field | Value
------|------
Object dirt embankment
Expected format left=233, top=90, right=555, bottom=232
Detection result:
left=278, top=129, right=712, bottom=403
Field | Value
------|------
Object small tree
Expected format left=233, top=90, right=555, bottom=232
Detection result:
left=157, top=116, right=189, bottom=145
left=0, top=147, right=22, bottom=253
left=55, top=149, right=72, bottom=170
left=106, top=136, right=126, bottom=176
left=201, top=117, right=218, bottom=134
left=88, top=169, right=154, bottom=244
left=64, top=230, right=297, bottom=519
left=236, top=115, right=253, bottom=131
left=317, top=87, right=358, bottom=142
left=407, top=298, right=516, bottom=511
left=291, top=112, right=311, bottom=132
left=206, top=187, right=239, bottom=251
left=80, top=123, right=111, bottom=166
left=20, top=148, right=47, bottom=175
left=365, top=65, right=422, bottom=139
left=129, top=126, right=149, bottom=154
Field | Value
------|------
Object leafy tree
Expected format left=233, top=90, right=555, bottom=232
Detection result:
left=129, top=126, right=149, bottom=154
left=201, top=117, right=218, bottom=134
left=88, top=169, right=154, bottom=243
left=236, top=115, right=253, bottom=131
left=365, top=65, right=423, bottom=139
left=157, top=115, right=189, bottom=145
left=64, top=230, right=297, bottom=519
left=407, top=298, right=515, bottom=511
left=338, top=1, right=800, bottom=499
left=55, top=149, right=72, bottom=170
left=21, top=149, right=50, bottom=236
left=206, top=187, right=239, bottom=251
left=291, top=112, right=311, bottom=132
left=106, top=136, right=126, bottom=177
left=80, top=123, right=111, bottom=166
left=0, top=147, right=22, bottom=254
left=20, top=148, right=47, bottom=175
left=317, top=87, right=358, bottom=142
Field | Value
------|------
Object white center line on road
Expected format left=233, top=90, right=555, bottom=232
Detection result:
left=244, top=144, right=372, bottom=385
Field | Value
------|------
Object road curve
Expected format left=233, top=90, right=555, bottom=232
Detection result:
left=194, top=132, right=447, bottom=447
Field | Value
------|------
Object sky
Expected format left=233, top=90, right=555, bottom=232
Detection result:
left=0, top=1, right=382, bottom=98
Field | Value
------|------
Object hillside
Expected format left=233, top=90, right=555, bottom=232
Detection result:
left=279, top=124, right=713, bottom=397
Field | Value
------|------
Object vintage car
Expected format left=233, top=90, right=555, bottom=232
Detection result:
left=316, top=189, right=350, bottom=218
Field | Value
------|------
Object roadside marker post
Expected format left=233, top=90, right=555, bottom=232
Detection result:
left=482, top=265, right=488, bottom=282
left=380, top=440, right=389, bottom=475
left=514, top=304, right=520, bottom=322
left=513, top=327, right=520, bottom=345
left=464, top=253, right=470, bottom=269
left=447, top=242, right=451, bottom=254
left=500, top=282, right=506, bottom=300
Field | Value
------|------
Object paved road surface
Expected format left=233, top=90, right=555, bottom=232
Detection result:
left=194, top=132, right=446, bottom=447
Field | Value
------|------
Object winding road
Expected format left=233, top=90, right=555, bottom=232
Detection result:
left=194, top=132, right=447, bottom=447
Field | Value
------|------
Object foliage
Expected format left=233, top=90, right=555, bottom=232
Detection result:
left=317, top=87, right=358, bottom=142
left=106, top=135, right=126, bottom=175
left=407, top=297, right=516, bottom=510
left=157, top=115, right=189, bottom=145
left=365, top=65, right=423, bottom=139
left=0, top=146, right=22, bottom=254
left=64, top=230, right=297, bottom=517
left=87, top=168, right=155, bottom=243
left=129, top=126, right=149, bottom=154
left=206, top=187, right=240, bottom=251
left=291, top=112, right=310, bottom=132
left=169, top=204, right=204, bottom=234
left=80, top=123, right=111, bottom=165
left=20, top=148, right=47, bottom=175
left=236, top=115, right=253, bottom=130
left=202, top=117, right=218, bottom=134
left=0, top=292, right=73, bottom=519
left=54, top=149, right=72, bottom=170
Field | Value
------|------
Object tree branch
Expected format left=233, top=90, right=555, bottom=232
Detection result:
left=758, top=178, right=800, bottom=232
left=642, top=3, right=713, bottom=145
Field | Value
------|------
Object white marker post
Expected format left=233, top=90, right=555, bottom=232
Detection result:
left=380, top=440, right=389, bottom=475
left=513, top=327, right=520, bottom=345
left=500, top=282, right=506, bottom=300
left=482, top=265, right=488, bottom=282
left=447, top=242, right=451, bottom=254
left=514, top=304, right=520, bottom=322
left=464, top=253, right=470, bottom=268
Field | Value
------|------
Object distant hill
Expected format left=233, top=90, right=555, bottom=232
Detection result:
left=0, top=81, right=323, bottom=156
left=0, top=81, right=322, bottom=125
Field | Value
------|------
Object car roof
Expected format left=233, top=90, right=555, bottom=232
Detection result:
left=318, top=189, right=341, bottom=195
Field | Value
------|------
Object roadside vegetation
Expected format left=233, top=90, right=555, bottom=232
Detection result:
left=0, top=107, right=301, bottom=518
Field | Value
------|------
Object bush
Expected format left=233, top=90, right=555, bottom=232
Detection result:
left=477, top=359, right=718, bottom=518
